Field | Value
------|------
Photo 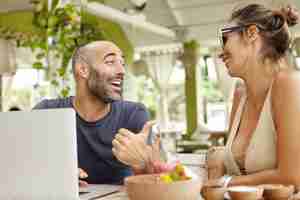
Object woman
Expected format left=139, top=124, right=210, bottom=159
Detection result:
left=205, top=3, right=300, bottom=189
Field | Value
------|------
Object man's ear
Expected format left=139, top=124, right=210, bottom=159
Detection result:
left=77, top=63, right=89, bottom=79
left=245, top=25, right=259, bottom=43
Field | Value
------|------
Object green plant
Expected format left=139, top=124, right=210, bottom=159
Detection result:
left=36, top=1, right=107, bottom=97
left=0, top=1, right=106, bottom=97
left=0, top=0, right=134, bottom=97
left=0, top=1, right=77, bottom=97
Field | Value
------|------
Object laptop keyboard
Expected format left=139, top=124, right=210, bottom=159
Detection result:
left=79, top=184, right=122, bottom=200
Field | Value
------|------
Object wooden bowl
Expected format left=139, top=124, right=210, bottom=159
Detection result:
left=201, top=186, right=226, bottom=200
left=228, top=186, right=264, bottom=200
left=124, top=174, right=202, bottom=200
left=260, top=184, right=294, bottom=200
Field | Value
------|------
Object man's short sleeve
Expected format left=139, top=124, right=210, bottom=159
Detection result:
left=33, top=99, right=49, bottom=110
left=32, top=98, right=72, bottom=110
left=126, top=103, right=149, bottom=132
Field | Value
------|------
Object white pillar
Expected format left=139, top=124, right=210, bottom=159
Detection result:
left=139, top=46, right=180, bottom=129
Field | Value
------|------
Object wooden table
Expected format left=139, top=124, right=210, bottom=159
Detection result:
left=86, top=180, right=204, bottom=199
left=93, top=189, right=204, bottom=200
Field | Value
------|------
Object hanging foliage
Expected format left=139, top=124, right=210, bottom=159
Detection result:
left=0, top=0, right=106, bottom=97
left=37, top=0, right=107, bottom=97
left=0, top=0, right=134, bottom=97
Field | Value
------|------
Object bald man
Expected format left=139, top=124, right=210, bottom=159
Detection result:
left=34, top=41, right=152, bottom=184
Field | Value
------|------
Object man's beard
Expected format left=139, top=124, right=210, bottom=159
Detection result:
left=87, top=68, right=123, bottom=103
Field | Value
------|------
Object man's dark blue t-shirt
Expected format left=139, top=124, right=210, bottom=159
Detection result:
left=34, top=97, right=149, bottom=184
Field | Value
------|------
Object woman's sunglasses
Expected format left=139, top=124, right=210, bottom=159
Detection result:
left=218, top=25, right=246, bottom=49
left=218, top=24, right=264, bottom=49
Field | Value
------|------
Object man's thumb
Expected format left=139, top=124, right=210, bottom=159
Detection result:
left=141, top=120, right=156, bottom=136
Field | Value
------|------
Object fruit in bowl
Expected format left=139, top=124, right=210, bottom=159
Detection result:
left=159, top=163, right=192, bottom=183
left=124, top=163, right=201, bottom=200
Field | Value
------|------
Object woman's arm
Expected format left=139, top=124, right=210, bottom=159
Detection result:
left=229, top=70, right=300, bottom=187
left=229, top=169, right=281, bottom=186
left=272, top=70, right=300, bottom=186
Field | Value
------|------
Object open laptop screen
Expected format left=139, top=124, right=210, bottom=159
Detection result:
left=0, top=109, right=79, bottom=199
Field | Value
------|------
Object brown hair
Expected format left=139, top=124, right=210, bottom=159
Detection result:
left=230, top=4, right=299, bottom=61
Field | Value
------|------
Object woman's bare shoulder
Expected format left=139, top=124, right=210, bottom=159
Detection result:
left=272, top=69, right=300, bottom=98
left=271, top=69, right=300, bottom=126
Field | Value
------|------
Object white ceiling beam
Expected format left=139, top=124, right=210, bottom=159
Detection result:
left=165, top=0, right=183, bottom=26
left=135, top=43, right=182, bottom=53
left=82, top=2, right=176, bottom=39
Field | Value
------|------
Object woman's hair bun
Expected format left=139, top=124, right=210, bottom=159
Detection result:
left=280, top=4, right=299, bottom=27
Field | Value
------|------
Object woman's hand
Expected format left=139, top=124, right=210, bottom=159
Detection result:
left=206, top=146, right=226, bottom=179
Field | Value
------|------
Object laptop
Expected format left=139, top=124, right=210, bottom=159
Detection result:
left=0, top=108, right=122, bottom=200
left=0, top=109, right=79, bottom=199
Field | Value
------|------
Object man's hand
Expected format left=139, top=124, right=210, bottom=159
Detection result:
left=78, top=168, right=88, bottom=187
left=112, top=121, right=161, bottom=173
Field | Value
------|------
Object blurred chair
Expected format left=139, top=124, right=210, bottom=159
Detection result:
left=192, top=121, right=228, bottom=147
